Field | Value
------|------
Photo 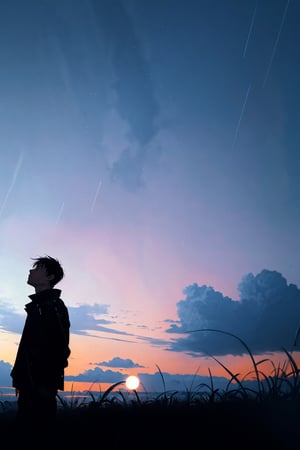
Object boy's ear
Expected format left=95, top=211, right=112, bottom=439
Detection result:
left=48, top=274, right=55, bottom=282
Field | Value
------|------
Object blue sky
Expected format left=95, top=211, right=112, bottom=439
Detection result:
left=0, top=0, right=300, bottom=393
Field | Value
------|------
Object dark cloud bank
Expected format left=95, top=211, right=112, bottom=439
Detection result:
left=167, top=269, right=300, bottom=357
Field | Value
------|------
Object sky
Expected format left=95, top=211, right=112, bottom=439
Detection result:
left=0, top=0, right=300, bottom=395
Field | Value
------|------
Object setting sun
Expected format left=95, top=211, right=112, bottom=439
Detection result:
left=125, top=375, right=140, bottom=390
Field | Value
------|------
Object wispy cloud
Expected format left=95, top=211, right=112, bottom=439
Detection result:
left=97, top=0, right=159, bottom=192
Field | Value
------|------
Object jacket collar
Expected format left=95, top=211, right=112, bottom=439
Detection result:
left=27, top=288, right=61, bottom=306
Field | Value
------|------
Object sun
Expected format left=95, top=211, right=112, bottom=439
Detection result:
left=125, top=375, right=140, bottom=390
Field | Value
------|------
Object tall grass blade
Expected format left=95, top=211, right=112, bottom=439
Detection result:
left=184, top=328, right=263, bottom=396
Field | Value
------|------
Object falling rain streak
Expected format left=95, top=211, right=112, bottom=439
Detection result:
left=0, top=151, right=24, bottom=218
left=262, top=0, right=291, bottom=88
left=243, top=1, right=257, bottom=58
left=91, top=179, right=102, bottom=213
left=55, top=201, right=65, bottom=225
left=231, top=84, right=251, bottom=150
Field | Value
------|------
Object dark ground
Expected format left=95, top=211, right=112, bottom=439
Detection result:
left=1, top=399, right=300, bottom=449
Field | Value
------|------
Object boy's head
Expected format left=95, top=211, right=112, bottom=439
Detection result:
left=30, top=255, right=64, bottom=288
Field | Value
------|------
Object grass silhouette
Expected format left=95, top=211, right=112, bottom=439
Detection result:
left=1, top=330, right=300, bottom=449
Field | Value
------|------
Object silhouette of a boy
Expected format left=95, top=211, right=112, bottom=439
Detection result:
left=11, top=255, right=71, bottom=433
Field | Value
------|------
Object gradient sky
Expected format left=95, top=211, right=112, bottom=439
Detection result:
left=1, top=0, right=300, bottom=394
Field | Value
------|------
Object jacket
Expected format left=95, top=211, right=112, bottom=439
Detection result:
left=11, top=288, right=71, bottom=391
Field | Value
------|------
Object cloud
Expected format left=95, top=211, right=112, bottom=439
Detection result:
left=0, top=360, right=12, bottom=386
left=69, top=303, right=111, bottom=335
left=64, top=364, right=231, bottom=393
left=65, top=365, right=271, bottom=394
left=137, top=371, right=230, bottom=393
left=109, top=147, right=146, bottom=192
left=0, top=355, right=229, bottom=395
left=3, top=268, right=299, bottom=360
left=0, top=301, right=112, bottom=336
left=0, top=301, right=126, bottom=335
left=93, top=356, right=144, bottom=369
left=66, top=366, right=124, bottom=384
left=0, top=301, right=26, bottom=334
left=39, top=0, right=159, bottom=194
left=91, top=0, right=159, bottom=191
left=166, top=269, right=300, bottom=356
left=0, top=301, right=141, bottom=343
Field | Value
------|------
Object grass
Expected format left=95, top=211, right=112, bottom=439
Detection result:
left=62, top=328, right=300, bottom=409
left=2, top=330, right=300, bottom=449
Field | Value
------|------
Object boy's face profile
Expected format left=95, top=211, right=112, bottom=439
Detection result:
left=27, top=263, right=54, bottom=288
